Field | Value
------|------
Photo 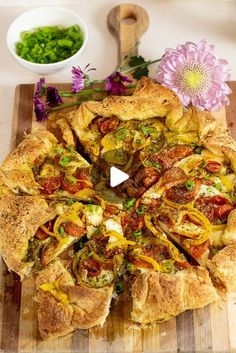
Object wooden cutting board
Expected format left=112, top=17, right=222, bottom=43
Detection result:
left=1, top=3, right=236, bottom=353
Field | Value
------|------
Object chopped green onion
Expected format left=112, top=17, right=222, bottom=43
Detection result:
left=207, top=187, right=213, bottom=193
left=115, top=281, right=124, bottom=293
left=161, top=259, right=174, bottom=273
left=133, top=230, right=142, bottom=238
left=65, top=175, right=77, bottom=184
left=66, top=198, right=75, bottom=206
left=214, top=183, right=223, bottom=191
left=60, top=156, right=70, bottom=167
left=115, top=128, right=128, bottom=140
left=88, top=251, right=94, bottom=257
left=152, top=162, right=161, bottom=170
left=67, top=145, right=75, bottom=153
left=87, top=204, right=94, bottom=212
left=136, top=205, right=148, bottom=215
left=135, top=138, right=141, bottom=145
left=58, top=226, right=65, bottom=236
left=140, top=126, right=156, bottom=137
left=194, top=147, right=202, bottom=155
left=143, top=160, right=152, bottom=167
left=124, top=198, right=136, bottom=209
left=54, top=146, right=65, bottom=154
left=126, top=262, right=132, bottom=270
left=186, top=180, right=195, bottom=191
left=16, top=25, right=84, bottom=64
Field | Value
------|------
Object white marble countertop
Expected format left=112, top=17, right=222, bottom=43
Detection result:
left=0, top=0, right=236, bottom=162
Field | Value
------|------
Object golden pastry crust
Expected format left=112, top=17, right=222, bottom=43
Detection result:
left=0, top=130, right=57, bottom=194
left=36, top=260, right=113, bottom=339
left=131, top=267, right=218, bottom=325
left=0, top=195, right=56, bottom=279
left=207, top=242, right=236, bottom=292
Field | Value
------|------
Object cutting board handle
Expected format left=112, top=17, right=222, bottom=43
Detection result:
left=107, top=3, right=149, bottom=65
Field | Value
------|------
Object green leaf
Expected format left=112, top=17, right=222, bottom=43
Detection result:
left=128, top=55, right=149, bottom=80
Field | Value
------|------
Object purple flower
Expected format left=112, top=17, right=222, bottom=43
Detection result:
left=71, top=64, right=96, bottom=93
left=156, top=39, right=231, bottom=111
left=35, top=78, right=45, bottom=97
left=45, top=86, right=63, bottom=107
left=105, top=71, right=132, bottom=95
left=34, top=96, right=48, bottom=121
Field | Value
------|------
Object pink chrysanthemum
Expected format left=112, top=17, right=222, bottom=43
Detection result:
left=156, top=39, right=231, bottom=111
left=71, top=64, right=96, bottom=93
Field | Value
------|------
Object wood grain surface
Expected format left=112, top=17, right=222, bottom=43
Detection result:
left=1, top=2, right=236, bottom=352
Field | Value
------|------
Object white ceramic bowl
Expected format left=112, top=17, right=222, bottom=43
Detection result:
left=6, top=7, right=88, bottom=75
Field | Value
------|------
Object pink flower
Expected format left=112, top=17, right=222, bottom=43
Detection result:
left=156, top=39, right=231, bottom=111
left=71, top=64, right=95, bottom=93
left=105, top=71, right=132, bottom=95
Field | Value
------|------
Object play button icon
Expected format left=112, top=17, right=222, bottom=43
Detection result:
left=110, top=166, right=129, bottom=187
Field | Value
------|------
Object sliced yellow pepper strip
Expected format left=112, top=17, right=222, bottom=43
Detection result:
left=106, top=239, right=136, bottom=250
left=40, top=225, right=55, bottom=237
left=135, top=253, right=161, bottom=271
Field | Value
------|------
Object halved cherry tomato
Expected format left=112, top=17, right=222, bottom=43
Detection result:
left=165, top=178, right=201, bottom=204
left=41, top=240, right=58, bottom=267
left=61, top=175, right=87, bottom=194
left=95, top=116, right=120, bottom=134
left=131, top=258, right=153, bottom=269
left=35, top=221, right=53, bottom=240
left=205, top=161, right=222, bottom=173
left=61, top=222, right=86, bottom=238
left=135, top=167, right=160, bottom=188
left=214, top=204, right=233, bottom=219
left=74, top=167, right=91, bottom=181
left=195, top=195, right=233, bottom=223
left=53, top=153, right=61, bottom=166
left=103, top=204, right=118, bottom=218
left=153, top=145, right=193, bottom=171
left=80, top=259, right=102, bottom=277
left=39, top=177, right=61, bottom=195
left=210, top=195, right=231, bottom=205
left=175, top=261, right=191, bottom=268
left=187, top=240, right=210, bottom=259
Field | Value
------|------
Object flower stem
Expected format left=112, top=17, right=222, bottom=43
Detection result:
left=60, top=88, right=106, bottom=97
left=49, top=101, right=83, bottom=111
left=60, top=83, right=136, bottom=97
left=121, top=58, right=161, bottom=74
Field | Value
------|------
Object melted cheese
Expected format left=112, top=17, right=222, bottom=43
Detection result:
left=40, top=281, right=69, bottom=305
left=174, top=155, right=202, bottom=174
left=201, top=149, right=225, bottom=163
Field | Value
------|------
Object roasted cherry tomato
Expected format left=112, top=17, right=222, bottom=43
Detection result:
left=205, top=161, right=222, bottom=173
left=35, top=221, right=53, bottom=240
left=74, top=167, right=91, bottom=181
left=131, top=258, right=153, bottom=269
left=135, top=167, right=160, bottom=188
left=41, top=240, right=58, bottom=267
left=39, top=177, right=61, bottom=195
left=61, top=222, right=86, bottom=238
left=214, top=204, right=233, bottom=219
left=80, top=258, right=102, bottom=277
left=187, top=240, right=210, bottom=259
left=153, top=145, right=193, bottom=171
left=103, top=204, right=118, bottom=218
left=95, top=116, right=120, bottom=134
left=165, top=179, right=201, bottom=204
left=61, top=175, right=87, bottom=194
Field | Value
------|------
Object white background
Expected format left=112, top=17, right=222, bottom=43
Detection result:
left=0, top=0, right=236, bottom=162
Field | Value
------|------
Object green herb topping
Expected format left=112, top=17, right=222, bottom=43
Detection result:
left=186, top=180, right=195, bottom=191
left=124, top=198, right=136, bottom=209
left=16, top=25, right=83, bottom=64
